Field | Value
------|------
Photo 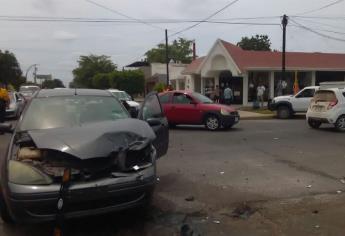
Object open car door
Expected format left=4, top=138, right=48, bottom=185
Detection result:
left=138, top=92, right=169, bottom=158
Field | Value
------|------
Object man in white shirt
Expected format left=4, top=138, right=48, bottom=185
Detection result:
left=257, top=84, right=266, bottom=108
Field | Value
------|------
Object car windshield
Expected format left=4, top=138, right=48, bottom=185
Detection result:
left=19, top=96, right=129, bottom=131
left=111, top=91, right=131, bottom=101
left=192, top=92, right=214, bottom=104
left=313, top=90, right=336, bottom=102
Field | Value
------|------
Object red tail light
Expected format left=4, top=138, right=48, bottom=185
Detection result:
left=327, top=100, right=338, bottom=110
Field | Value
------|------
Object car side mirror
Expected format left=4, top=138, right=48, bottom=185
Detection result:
left=0, top=123, right=14, bottom=134
left=147, top=118, right=162, bottom=126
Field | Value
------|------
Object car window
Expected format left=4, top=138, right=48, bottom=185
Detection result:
left=297, top=89, right=315, bottom=98
left=314, top=90, right=337, bottom=102
left=20, top=96, right=129, bottom=131
left=142, top=94, right=163, bottom=120
left=172, top=93, right=193, bottom=104
left=159, top=93, right=170, bottom=104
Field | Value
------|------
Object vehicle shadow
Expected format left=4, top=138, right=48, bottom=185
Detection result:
left=171, top=125, right=243, bottom=132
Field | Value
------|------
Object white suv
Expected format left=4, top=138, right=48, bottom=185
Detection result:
left=306, top=87, right=345, bottom=131
left=269, top=86, right=319, bottom=119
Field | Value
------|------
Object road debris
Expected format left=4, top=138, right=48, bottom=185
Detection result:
left=306, top=185, right=312, bottom=188
left=315, top=225, right=320, bottom=229
left=231, top=204, right=257, bottom=220
left=337, top=190, right=342, bottom=194
left=220, top=171, right=225, bottom=175
left=185, top=196, right=195, bottom=202
left=340, top=178, right=345, bottom=184
left=213, top=220, right=221, bottom=224
left=312, top=210, right=319, bottom=214
left=273, top=137, right=279, bottom=140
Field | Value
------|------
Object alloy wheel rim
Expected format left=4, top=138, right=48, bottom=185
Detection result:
left=207, top=117, right=219, bottom=130
left=338, top=117, right=345, bottom=129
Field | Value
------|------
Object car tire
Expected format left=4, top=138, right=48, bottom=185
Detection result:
left=308, top=119, right=321, bottom=129
left=204, top=115, right=220, bottom=131
left=335, top=115, right=345, bottom=132
left=0, top=196, right=15, bottom=224
left=277, top=106, right=292, bottom=119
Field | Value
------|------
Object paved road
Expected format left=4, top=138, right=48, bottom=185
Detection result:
left=1, top=120, right=345, bottom=235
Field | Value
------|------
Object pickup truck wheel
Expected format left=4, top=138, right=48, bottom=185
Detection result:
left=335, top=115, right=345, bottom=132
left=308, top=119, right=321, bottom=129
left=204, top=115, right=220, bottom=131
left=277, top=106, right=292, bottom=119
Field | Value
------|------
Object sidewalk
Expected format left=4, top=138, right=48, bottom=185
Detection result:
left=238, top=110, right=275, bottom=120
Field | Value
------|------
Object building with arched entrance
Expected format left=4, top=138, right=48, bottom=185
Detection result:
left=182, top=39, right=345, bottom=106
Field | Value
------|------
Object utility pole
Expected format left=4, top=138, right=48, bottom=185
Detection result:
left=281, top=15, right=288, bottom=81
left=33, top=65, right=38, bottom=85
left=165, top=29, right=169, bottom=87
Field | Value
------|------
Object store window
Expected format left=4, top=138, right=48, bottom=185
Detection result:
left=274, top=72, right=312, bottom=96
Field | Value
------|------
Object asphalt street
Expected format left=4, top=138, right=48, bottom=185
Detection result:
left=1, top=119, right=345, bottom=235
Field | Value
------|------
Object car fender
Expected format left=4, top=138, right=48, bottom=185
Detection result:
left=202, top=110, right=221, bottom=123
left=275, top=101, right=294, bottom=112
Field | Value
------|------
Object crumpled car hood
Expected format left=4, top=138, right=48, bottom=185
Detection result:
left=27, top=119, right=155, bottom=159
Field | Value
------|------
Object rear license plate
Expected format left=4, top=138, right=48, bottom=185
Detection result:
left=313, top=106, right=323, bottom=112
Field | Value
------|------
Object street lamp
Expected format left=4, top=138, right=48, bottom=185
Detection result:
left=25, top=64, right=38, bottom=84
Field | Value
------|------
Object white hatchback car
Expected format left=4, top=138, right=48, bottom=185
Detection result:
left=306, top=86, right=345, bottom=131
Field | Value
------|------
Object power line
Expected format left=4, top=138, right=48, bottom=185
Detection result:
left=295, top=0, right=344, bottom=16
left=83, top=0, right=163, bottom=30
left=291, top=17, right=345, bottom=32
left=289, top=18, right=345, bottom=42
left=170, top=0, right=241, bottom=37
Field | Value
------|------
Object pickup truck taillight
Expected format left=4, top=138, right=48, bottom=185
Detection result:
left=327, top=100, right=338, bottom=110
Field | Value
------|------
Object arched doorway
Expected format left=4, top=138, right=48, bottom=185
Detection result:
left=219, top=70, right=243, bottom=104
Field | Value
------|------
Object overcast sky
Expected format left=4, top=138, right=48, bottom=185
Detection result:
left=0, top=0, right=344, bottom=86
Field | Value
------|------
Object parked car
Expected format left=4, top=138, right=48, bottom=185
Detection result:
left=158, top=90, right=240, bottom=130
left=306, top=85, right=345, bottom=131
left=108, top=89, right=140, bottom=118
left=6, top=92, right=26, bottom=119
left=269, top=86, right=319, bottom=119
left=0, top=89, right=168, bottom=223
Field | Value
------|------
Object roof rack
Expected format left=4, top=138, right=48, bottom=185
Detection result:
left=320, top=81, right=345, bottom=89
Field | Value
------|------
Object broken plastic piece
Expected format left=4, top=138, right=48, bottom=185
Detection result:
left=306, top=185, right=312, bottom=188
left=213, top=220, right=220, bottom=224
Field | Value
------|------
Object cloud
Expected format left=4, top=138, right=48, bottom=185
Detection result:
left=53, top=31, right=78, bottom=41
left=31, top=0, right=56, bottom=14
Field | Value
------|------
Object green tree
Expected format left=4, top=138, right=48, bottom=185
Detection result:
left=42, top=79, right=65, bottom=89
left=237, top=35, right=271, bottom=51
left=91, top=73, right=111, bottom=89
left=153, top=82, right=165, bottom=93
left=145, top=38, right=194, bottom=64
left=72, top=55, right=117, bottom=88
left=0, top=50, right=23, bottom=88
left=109, top=70, right=145, bottom=95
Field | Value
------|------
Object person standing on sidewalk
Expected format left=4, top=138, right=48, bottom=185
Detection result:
left=214, top=85, right=220, bottom=103
left=223, top=85, right=233, bottom=105
left=257, top=84, right=266, bottom=108
left=0, top=83, right=10, bottom=123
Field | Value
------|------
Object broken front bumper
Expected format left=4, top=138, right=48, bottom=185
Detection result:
left=5, top=166, right=155, bottom=223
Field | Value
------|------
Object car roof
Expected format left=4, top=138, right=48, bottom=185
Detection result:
left=35, top=89, right=112, bottom=98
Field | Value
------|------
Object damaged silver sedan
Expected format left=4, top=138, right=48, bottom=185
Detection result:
left=0, top=89, right=169, bottom=223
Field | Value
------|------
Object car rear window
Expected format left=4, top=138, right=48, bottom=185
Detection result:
left=313, top=90, right=336, bottom=102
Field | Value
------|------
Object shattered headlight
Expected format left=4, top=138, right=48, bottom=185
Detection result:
left=8, top=160, right=52, bottom=185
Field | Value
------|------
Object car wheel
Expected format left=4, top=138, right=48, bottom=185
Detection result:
left=204, top=115, right=220, bottom=131
left=308, top=119, right=321, bottom=129
left=0, top=196, right=15, bottom=224
left=277, top=106, right=291, bottom=119
left=335, top=115, right=345, bottom=132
